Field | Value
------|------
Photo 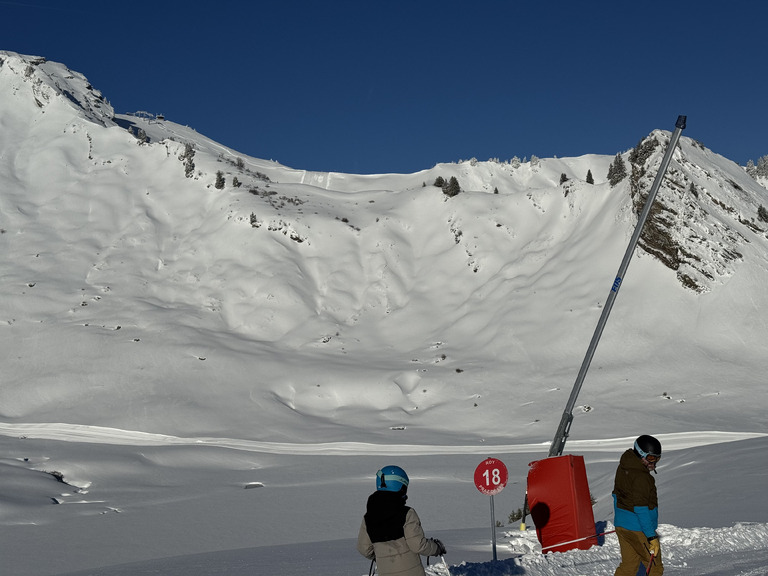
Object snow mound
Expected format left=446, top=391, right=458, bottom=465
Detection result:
left=431, top=522, right=768, bottom=576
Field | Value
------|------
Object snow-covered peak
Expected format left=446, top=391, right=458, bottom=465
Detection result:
left=618, top=129, right=768, bottom=292
left=0, top=50, right=115, bottom=127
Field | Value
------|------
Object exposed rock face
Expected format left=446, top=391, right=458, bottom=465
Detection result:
left=0, top=51, right=115, bottom=127
left=628, top=130, right=765, bottom=292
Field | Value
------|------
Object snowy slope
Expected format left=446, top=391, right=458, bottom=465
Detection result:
left=1, top=51, right=767, bottom=576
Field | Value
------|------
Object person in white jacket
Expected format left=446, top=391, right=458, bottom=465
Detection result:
left=357, top=465, right=446, bottom=576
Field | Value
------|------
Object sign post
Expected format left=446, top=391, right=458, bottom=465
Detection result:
left=474, top=458, right=508, bottom=561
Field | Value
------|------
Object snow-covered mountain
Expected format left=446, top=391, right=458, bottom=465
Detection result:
left=628, top=129, right=768, bottom=292
left=1, top=51, right=767, bottom=576
left=3, top=49, right=767, bottom=442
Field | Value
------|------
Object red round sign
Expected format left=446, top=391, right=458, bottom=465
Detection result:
left=474, top=458, right=508, bottom=495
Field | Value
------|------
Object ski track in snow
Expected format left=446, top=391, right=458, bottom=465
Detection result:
left=0, top=422, right=764, bottom=456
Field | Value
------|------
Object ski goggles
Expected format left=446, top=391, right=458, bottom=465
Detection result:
left=644, top=453, right=661, bottom=464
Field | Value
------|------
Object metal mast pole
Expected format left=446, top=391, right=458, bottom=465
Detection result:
left=547, top=115, right=687, bottom=458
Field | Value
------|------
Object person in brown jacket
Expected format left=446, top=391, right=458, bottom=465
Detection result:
left=357, top=465, right=446, bottom=576
left=612, top=435, right=663, bottom=576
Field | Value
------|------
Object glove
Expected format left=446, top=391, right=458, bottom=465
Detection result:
left=647, top=535, right=660, bottom=557
left=431, top=538, right=447, bottom=555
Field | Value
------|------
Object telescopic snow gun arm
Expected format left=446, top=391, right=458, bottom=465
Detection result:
left=547, top=115, right=687, bottom=458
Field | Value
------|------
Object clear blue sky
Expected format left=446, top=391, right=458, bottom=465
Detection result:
left=2, top=0, right=766, bottom=174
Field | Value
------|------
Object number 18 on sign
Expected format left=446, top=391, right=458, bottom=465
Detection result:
left=474, top=458, right=508, bottom=561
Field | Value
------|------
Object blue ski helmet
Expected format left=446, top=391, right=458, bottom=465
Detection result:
left=376, top=465, right=409, bottom=492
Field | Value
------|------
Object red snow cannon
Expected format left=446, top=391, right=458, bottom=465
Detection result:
left=527, top=454, right=597, bottom=554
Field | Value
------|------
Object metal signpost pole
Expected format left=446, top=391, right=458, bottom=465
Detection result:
left=490, top=495, right=497, bottom=561
left=474, top=458, right=508, bottom=561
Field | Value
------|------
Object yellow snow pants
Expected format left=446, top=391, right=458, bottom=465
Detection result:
left=615, top=526, right=663, bottom=576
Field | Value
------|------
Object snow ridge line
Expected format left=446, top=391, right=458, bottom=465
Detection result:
left=0, top=422, right=764, bottom=456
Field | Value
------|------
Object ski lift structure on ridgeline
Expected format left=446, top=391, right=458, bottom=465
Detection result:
left=127, top=110, right=164, bottom=123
